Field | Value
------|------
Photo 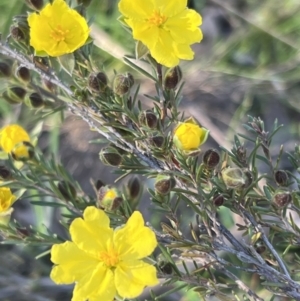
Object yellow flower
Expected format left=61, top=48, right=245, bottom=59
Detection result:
left=0, top=187, right=16, bottom=213
left=0, top=124, right=30, bottom=156
left=28, top=0, right=90, bottom=57
left=118, top=0, right=203, bottom=67
left=173, top=118, right=209, bottom=151
left=0, top=187, right=16, bottom=225
left=50, top=206, right=158, bottom=301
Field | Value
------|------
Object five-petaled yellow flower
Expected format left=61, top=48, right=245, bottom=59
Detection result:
left=0, top=187, right=16, bottom=225
left=118, top=0, right=203, bottom=67
left=0, top=124, right=33, bottom=160
left=50, top=206, right=158, bottom=301
left=173, top=118, right=209, bottom=151
left=28, top=0, right=90, bottom=57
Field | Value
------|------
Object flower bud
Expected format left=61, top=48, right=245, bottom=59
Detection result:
left=10, top=15, right=30, bottom=45
left=274, top=170, right=288, bottom=186
left=173, top=118, right=209, bottom=152
left=113, top=73, right=134, bottom=96
left=0, top=62, right=12, bottom=77
left=11, top=141, right=34, bottom=161
left=241, top=169, right=253, bottom=189
left=0, top=166, right=12, bottom=180
left=10, top=26, right=25, bottom=42
left=95, top=179, right=105, bottom=190
left=98, top=186, right=123, bottom=211
left=255, top=242, right=266, bottom=254
left=99, top=147, right=123, bottom=166
left=26, top=92, right=44, bottom=108
left=42, top=78, right=56, bottom=93
left=273, top=191, right=292, bottom=208
left=57, top=181, right=77, bottom=201
left=236, top=146, right=247, bottom=164
left=155, top=174, right=176, bottom=195
left=25, top=0, right=44, bottom=10
left=213, top=194, right=224, bottom=207
left=2, top=91, right=21, bottom=105
left=15, top=66, right=31, bottom=83
left=6, top=86, right=27, bottom=103
left=163, top=66, right=182, bottom=90
left=149, top=136, right=165, bottom=148
left=157, top=254, right=173, bottom=274
left=127, top=176, right=142, bottom=200
left=88, top=72, right=108, bottom=93
left=202, top=149, right=220, bottom=169
left=222, top=167, right=245, bottom=189
left=139, top=110, right=158, bottom=129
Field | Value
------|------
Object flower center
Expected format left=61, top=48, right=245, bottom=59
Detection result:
left=50, top=26, right=69, bottom=42
left=99, top=249, right=119, bottom=267
left=148, top=10, right=167, bottom=27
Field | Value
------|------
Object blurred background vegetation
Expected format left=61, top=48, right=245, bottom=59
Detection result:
left=1, top=0, right=300, bottom=300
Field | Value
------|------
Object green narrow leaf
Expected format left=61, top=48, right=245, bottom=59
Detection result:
left=58, top=53, right=75, bottom=76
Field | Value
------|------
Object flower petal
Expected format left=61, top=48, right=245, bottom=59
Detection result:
left=72, top=265, right=116, bottom=301
left=115, top=260, right=158, bottom=299
left=154, top=0, right=187, bottom=17
left=50, top=241, right=99, bottom=284
left=114, top=211, right=157, bottom=260
left=165, top=9, right=202, bottom=44
left=149, top=29, right=180, bottom=67
left=118, top=0, right=154, bottom=19
left=70, top=207, right=113, bottom=257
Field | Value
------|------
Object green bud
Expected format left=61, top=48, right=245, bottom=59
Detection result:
left=202, top=149, right=220, bottom=169
left=157, top=254, right=173, bottom=274
left=99, top=146, right=123, bottom=166
left=6, top=86, right=27, bottom=103
left=15, top=66, right=31, bottom=83
left=274, top=170, right=288, bottom=186
left=241, top=169, right=253, bottom=189
left=139, top=110, right=158, bottom=129
left=0, top=166, right=12, bottom=180
left=26, top=92, right=44, bottom=108
left=155, top=174, right=176, bottom=195
left=25, top=0, right=44, bottom=10
left=88, top=72, right=108, bottom=93
left=57, top=181, right=77, bottom=201
left=10, top=16, right=29, bottom=44
left=163, top=66, right=182, bottom=90
left=236, top=146, right=247, bottom=164
left=273, top=191, right=292, bottom=208
left=255, top=242, right=266, bottom=254
left=98, top=186, right=123, bottom=211
left=113, top=73, right=134, bottom=96
left=0, top=62, right=12, bottom=77
left=222, top=167, right=245, bottom=189
left=43, top=78, right=56, bottom=93
left=95, top=179, right=105, bottom=190
left=127, top=176, right=142, bottom=200
left=149, top=136, right=165, bottom=148
left=213, top=194, right=224, bottom=207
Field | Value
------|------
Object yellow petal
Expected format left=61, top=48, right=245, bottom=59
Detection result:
left=115, top=260, right=158, bottom=298
left=0, top=124, right=30, bottom=153
left=154, top=0, right=187, bottom=17
left=114, top=211, right=157, bottom=260
left=70, top=207, right=114, bottom=257
left=72, top=265, right=116, bottom=301
left=149, top=29, right=180, bottom=67
left=165, top=9, right=202, bottom=44
left=50, top=241, right=99, bottom=284
left=118, top=0, right=154, bottom=19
